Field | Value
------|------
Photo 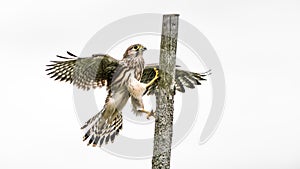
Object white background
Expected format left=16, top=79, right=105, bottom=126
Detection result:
left=1, top=0, right=300, bottom=168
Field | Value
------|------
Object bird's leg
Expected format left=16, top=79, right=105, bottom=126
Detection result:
left=146, top=68, right=159, bottom=88
left=139, top=109, right=155, bottom=119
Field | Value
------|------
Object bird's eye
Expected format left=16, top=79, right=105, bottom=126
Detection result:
left=133, top=45, right=139, bottom=50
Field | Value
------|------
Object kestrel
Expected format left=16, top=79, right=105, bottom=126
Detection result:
left=46, top=44, right=210, bottom=147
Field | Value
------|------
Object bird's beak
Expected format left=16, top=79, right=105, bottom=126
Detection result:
left=142, top=47, right=147, bottom=51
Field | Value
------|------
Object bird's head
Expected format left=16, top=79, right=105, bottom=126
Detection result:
left=123, top=44, right=147, bottom=59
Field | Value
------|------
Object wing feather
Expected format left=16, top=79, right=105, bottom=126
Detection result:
left=141, top=64, right=210, bottom=95
left=46, top=52, right=119, bottom=90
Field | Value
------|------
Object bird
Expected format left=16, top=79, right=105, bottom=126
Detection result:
left=46, top=44, right=210, bottom=147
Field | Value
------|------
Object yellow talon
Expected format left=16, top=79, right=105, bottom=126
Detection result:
left=146, top=68, right=159, bottom=88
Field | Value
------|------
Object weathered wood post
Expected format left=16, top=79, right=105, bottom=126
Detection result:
left=152, top=14, right=179, bottom=169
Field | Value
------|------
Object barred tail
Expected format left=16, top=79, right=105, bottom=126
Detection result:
left=81, top=108, right=123, bottom=147
left=80, top=110, right=103, bottom=130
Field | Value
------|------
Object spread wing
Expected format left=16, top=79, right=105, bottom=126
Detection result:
left=141, top=64, right=211, bottom=95
left=46, top=52, right=119, bottom=90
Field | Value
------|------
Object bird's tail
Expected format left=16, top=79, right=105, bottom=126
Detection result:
left=81, top=107, right=123, bottom=147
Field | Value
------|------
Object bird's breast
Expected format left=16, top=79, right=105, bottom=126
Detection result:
left=127, top=76, right=147, bottom=99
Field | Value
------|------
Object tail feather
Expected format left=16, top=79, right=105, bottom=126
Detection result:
left=81, top=107, right=123, bottom=147
left=99, top=137, right=105, bottom=146
left=105, top=135, right=110, bottom=144
left=87, top=135, right=94, bottom=146
left=81, top=110, right=102, bottom=129
left=110, top=133, right=116, bottom=143
left=83, top=130, right=91, bottom=141
left=92, top=136, right=100, bottom=147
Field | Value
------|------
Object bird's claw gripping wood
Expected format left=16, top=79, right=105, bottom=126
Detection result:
left=139, top=109, right=155, bottom=119
left=146, top=110, right=155, bottom=119
left=146, top=67, right=159, bottom=88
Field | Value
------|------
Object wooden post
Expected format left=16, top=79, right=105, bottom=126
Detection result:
left=152, top=14, right=179, bottom=169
